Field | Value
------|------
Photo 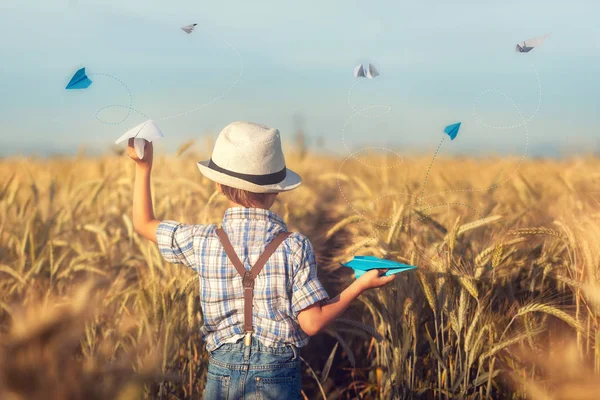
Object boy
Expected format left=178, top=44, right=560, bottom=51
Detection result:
left=128, top=121, right=395, bottom=399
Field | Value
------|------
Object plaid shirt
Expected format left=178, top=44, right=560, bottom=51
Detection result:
left=156, top=207, right=329, bottom=351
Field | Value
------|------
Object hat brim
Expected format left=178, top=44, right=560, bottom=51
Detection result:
left=197, top=160, right=302, bottom=193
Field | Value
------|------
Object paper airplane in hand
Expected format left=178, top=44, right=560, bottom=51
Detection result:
left=181, top=24, right=198, bottom=34
left=444, top=122, right=461, bottom=140
left=115, top=120, right=164, bottom=159
left=65, top=67, right=92, bottom=90
left=341, top=256, right=417, bottom=278
left=515, top=34, right=550, bottom=53
left=353, top=63, right=379, bottom=79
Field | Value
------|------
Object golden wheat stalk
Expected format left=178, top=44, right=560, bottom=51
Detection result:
left=417, top=271, right=437, bottom=312
left=457, top=215, right=503, bottom=236
left=325, top=215, right=362, bottom=239
left=464, top=306, right=483, bottom=352
left=176, top=140, right=196, bottom=157
left=458, top=276, right=479, bottom=300
left=480, top=327, right=544, bottom=361
left=492, top=243, right=503, bottom=268
left=385, top=205, right=405, bottom=245
left=508, top=227, right=567, bottom=241
left=474, top=237, right=525, bottom=267
left=516, top=303, right=582, bottom=331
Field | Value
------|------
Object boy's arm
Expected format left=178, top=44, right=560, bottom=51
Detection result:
left=297, top=270, right=395, bottom=336
left=128, top=139, right=203, bottom=269
left=128, top=139, right=161, bottom=243
left=290, top=235, right=395, bottom=337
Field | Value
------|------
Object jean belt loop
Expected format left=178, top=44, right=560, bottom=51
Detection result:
left=243, top=342, right=251, bottom=362
left=290, top=344, right=298, bottom=360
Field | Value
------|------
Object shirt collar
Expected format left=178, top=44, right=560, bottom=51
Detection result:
left=222, top=207, right=288, bottom=230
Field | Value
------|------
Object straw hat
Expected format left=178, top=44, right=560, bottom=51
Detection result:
left=197, top=121, right=302, bottom=193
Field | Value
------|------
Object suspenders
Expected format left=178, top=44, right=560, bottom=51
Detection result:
left=215, top=228, right=291, bottom=346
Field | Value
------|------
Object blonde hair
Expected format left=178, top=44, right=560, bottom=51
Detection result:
left=218, top=184, right=275, bottom=208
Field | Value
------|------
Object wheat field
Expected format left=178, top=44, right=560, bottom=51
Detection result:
left=0, top=147, right=599, bottom=399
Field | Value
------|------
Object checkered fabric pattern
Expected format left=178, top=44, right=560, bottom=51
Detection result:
left=156, top=207, right=329, bottom=351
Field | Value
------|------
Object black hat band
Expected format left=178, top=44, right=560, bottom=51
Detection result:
left=207, top=159, right=287, bottom=186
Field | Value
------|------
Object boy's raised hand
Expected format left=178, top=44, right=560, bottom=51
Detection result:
left=127, top=138, right=153, bottom=169
left=356, top=269, right=396, bottom=292
left=127, top=137, right=159, bottom=244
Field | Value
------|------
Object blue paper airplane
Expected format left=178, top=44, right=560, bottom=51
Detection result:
left=444, top=122, right=461, bottom=140
left=65, top=67, right=92, bottom=90
left=341, top=256, right=417, bottom=278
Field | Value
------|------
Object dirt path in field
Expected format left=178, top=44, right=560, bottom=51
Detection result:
left=303, top=186, right=354, bottom=295
left=298, top=184, right=373, bottom=399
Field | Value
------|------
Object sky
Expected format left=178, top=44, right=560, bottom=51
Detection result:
left=0, top=0, right=599, bottom=158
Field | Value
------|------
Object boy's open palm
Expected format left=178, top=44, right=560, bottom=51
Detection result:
left=356, top=269, right=396, bottom=291
left=127, top=138, right=153, bottom=168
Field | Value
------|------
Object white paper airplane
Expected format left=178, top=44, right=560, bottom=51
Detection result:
left=353, top=64, right=366, bottom=78
left=366, top=63, right=379, bottom=79
left=353, top=63, right=379, bottom=79
left=181, top=24, right=198, bottom=34
left=115, top=120, right=164, bottom=159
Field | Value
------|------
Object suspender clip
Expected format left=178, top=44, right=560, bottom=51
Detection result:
left=242, top=271, right=254, bottom=288
left=244, top=331, right=253, bottom=346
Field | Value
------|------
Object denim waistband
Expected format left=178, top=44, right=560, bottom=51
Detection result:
left=211, top=337, right=297, bottom=356
left=209, top=337, right=300, bottom=370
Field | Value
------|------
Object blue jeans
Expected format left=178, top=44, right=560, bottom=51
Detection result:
left=203, top=338, right=301, bottom=400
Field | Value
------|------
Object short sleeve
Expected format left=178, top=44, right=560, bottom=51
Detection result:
left=290, top=236, right=330, bottom=317
left=156, top=220, right=200, bottom=269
